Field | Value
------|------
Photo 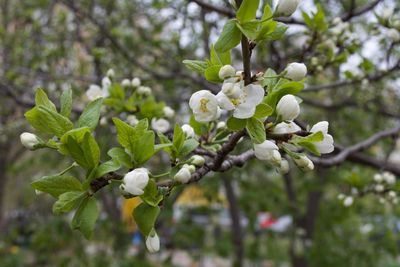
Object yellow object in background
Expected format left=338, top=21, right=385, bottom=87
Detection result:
left=122, top=197, right=142, bottom=232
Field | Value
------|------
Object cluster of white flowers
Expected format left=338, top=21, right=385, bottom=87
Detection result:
left=373, top=172, right=396, bottom=186
left=373, top=172, right=398, bottom=204
left=338, top=194, right=354, bottom=207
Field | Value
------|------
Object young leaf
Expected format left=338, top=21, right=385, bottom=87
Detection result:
left=214, top=20, right=242, bottom=53
left=141, top=180, right=163, bottom=207
left=71, top=197, right=99, bottom=239
left=35, top=88, right=57, bottom=112
left=183, top=60, right=209, bottom=74
left=53, top=191, right=86, bottom=214
left=60, top=88, right=73, bottom=118
left=133, top=202, right=160, bottom=236
left=178, top=139, right=199, bottom=158
left=236, top=0, right=260, bottom=23
left=236, top=21, right=260, bottom=40
left=81, top=132, right=100, bottom=169
left=132, top=131, right=155, bottom=165
left=227, top=117, right=247, bottom=131
left=108, top=147, right=133, bottom=168
left=246, top=117, right=266, bottom=144
left=94, top=160, right=121, bottom=179
left=78, top=98, right=103, bottom=130
left=31, top=175, right=82, bottom=198
left=204, top=65, right=223, bottom=83
left=173, top=124, right=185, bottom=153
left=210, top=45, right=231, bottom=65
left=254, top=103, right=273, bottom=119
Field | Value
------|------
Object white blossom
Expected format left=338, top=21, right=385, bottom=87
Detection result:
left=189, top=90, right=220, bottom=122
left=163, top=106, right=175, bottom=118
left=275, top=0, right=300, bottom=17
left=280, top=159, right=290, bottom=174
left=374, top=184, right=384, bottom=193
left=386, top=29, right=400, bottom=42
left=100, top=117, right=108, bottom=126
left=383, top=172, right=396, bottom=185
left=216, top=84, right=264, bottom=119
left=122, top=79, right=131, bottom=88
left=151, top=118, right=170, bottom=133
left=146, top=233, right=160, bottom=253
left=86, top=85, right=108, bottom=101
left=190, top=155, right=205, bottom=166
left=174, top=166, right=192, bottom=183
left=276, top=94, right=300, bottom=121
left=284, top=62, right=307, bottom=81
left=343, top=196, right=354, bottom=207
left=310, top=121, right=334, bottom=154
left=273, top=121, right=302, bottom=134
left=131, top=77, right=141, bottom=87
left=219, top=65, right=236, bottom=80
left=254, top=140, right=281, bottom=165
left=137, top=86, right=152, bottom=96
left=373, top=173, right=383, bottom=183
left=127, top=115, right=139, bottom=126
left=20, top=132, right=40, bottom=150
left=121, top=168, right=149, bottom=195
left=181, top=124, right=195, bottom=138
left=183, top=164, right=196, bottom=174
left=106, top=68, right=115, bottom=78
left=217, top=121, right=226, bottom=130
left=102, top=77, right=112, bottom=91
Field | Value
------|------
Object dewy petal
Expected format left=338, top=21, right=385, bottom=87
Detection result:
left=216, top=92, right=235, bottom=110
left=273, top=122, right=302, bottom=134
left=310, top=121, right=329, bottom=134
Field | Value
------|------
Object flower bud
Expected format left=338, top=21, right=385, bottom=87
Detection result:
left=106, top=68, right=115, bottom=79
left=294, top=155, right=314, bottom=171
left=121, top=168, right=149, bottom=195
left=343, top=196, right=354, bottom=207
left=216, top=121, right=226, bottom=130
left=100, top=117, right=108, bottom=126
left=181, top=124, right=195, bottom=139
left=190, top=155, right=205, bottom=166
left=151, top=118, right=170, bottom=133
left=275, top=0, right=300, bottom=17
left=137, top=86, right=152, bottom=96
left=254, top=140, right=281, bottom=165
left=280, top=159, right=290, bottom=174
left=219, top=65, right=236, bottom=80
left=183, top=164, right=196, bottom=174
left=284, top=62, right=307, bottom=81
left=163, top=106, right=175, bottom=118
left=386, top=29, right=400, bottom=42
left=146, top=233, right=160, bottom=253
left=20, top=132, right=40, bottom=150
left=373, top=173, right=383, bottom=183
left=121, top=79, right=131, bottom=88
left=374, top=184, right=384, bottom=193
left=383, top=172, right=396, bottom=185
left=127, top=115, right=139, bottom=126
left=221, top=82, right=242, bottom=99
left=131, top=77, right=141, bottom=87
left=174, top=167, right=192, bottom=183
left=276, top=94, right=300, bottom=121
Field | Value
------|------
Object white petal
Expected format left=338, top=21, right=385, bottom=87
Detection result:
left=233, top=105, right=256, bottom=119
left=216, top=92, right=235, bottom=110
left=311, top=121, right=329, bottom=134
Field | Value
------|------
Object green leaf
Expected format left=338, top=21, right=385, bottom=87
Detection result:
left=189, top=115, right=208, bottom=136
left=214, top=20, right=242, bottom=53
left=133, top=202, right=160, bottom=236
left=261, top=68, right=278, bottom=90
left=94, top=160, right=121, bottom=179
left=227, top=117, right=247, bottom=131
left=183, top=60, right=208, bottom=74
left=291, top=131, right=324, bottom=156
left=264, top=80, right=304, bottom=108
left=25, top=106, right=74, bottom=137
left=173, top=124, right=185, bottom=153
left=35, top=88, right=57, bottom=112
left=65, top=133, right=100, bottom=170
left=204, top=65, right=223, bottom=83
left=255, top=20, right=277, bottom=41
left=237, top=0, right=260, bottom=23
left=71, top=197, right=99, bottom=239
left=210, top=45, right=231, bottom=65
left=236, top=21, right=260, bottom=40
left=78, top=98, right=103, bottom=130
left=113, top=118, right=148, bottom=154
left=107, top=147, right=133, bottom=168
left=133, top=131, right=155, bottom=165
left=266, top=22, right=288, bottom=41
left=261, top=4, right=273, bottom=20
left=254, top=103, right=273, bottom=118
left=53, top=191, right=86, bottom=214
left=178, top=139, right=199, bottom=158
left=141, top=180, right=163, bottom=207
left=246, top=117, right=266, bottom=144
left=60, top=88, right=73, bottom=118
left=31, top=175, right=82, bottom=198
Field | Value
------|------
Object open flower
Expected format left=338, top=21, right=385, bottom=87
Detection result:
left=146, top=233, right=160, bottom=253
left=310, top=121, right=334, bottom=154
left=216, top=84, right=264, bottom=119
left=254, top=140, right=281, bottom=165
left=121, top=168, right=149, bottom=195
left=189, top=90, right=220, bottom=122
left=276, top=94, right=300, bottom=121
left=86, top=85, right=108, bottom=101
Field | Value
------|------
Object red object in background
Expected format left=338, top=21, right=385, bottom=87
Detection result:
left=258, top=212, right=277, bottom=229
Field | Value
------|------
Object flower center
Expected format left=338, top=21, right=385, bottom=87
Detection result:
left=200, top=98, right=209, bottom=112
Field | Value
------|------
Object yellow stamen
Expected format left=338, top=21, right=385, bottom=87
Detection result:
left=200, top=98, right=209, bottom=112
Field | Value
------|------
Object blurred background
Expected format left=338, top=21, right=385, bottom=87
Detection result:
left=1, top=0, right=400, bottom=266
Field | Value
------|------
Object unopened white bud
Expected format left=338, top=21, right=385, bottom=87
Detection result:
left=221, top=82, right=241, bottom=98
left=146, top=233, right=160, bottom=253
left=294, top=155, right=314, bottom=171
left=219, top=65, right=236, bottom=80
left=183, top=164, right=196, bottom=174
left=181, top=124, right=195, bottom=139
left=106, top=68, right=115, bottom=78
left=100, top=117, right=108, bottom=126
left=373, top=173, right=383, bottom=183
left=276, top=94, right=300, bottom=121
left=127, top=115, right=139, bottom=126
left=343, top=196, right=354, bottom=207
left=337, top=194, right=345, bottom=200
left=121, top=79, right=131, bottom=88
left=121, top=168, right=149, bottom=195
left=151, top=118, right=170, bottom=133
left=388, top=191, right=397, bottom=199
left=375, top=184, right=384, bottom=193
left=174, top=167, right=192, bottom=183
left=20, top=132, right=40, bottom=150
left=386, top=29, right=400, bottom=42
left=275, top=0, right=300, bottom=17
left=131, top=77, right=141, bottom=87
left=280, top=159, right=290, bottom=174
left=163, top=106, right=175, bottom=118
left=190, top=155, right=205, bottom=166
left=254, top=140, right=281, bottom=166
left=216, top=121, right=226, bottom=130
left=137, top=86, right=152, bottom=96
left=285, top=62, right=307, bottom=81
